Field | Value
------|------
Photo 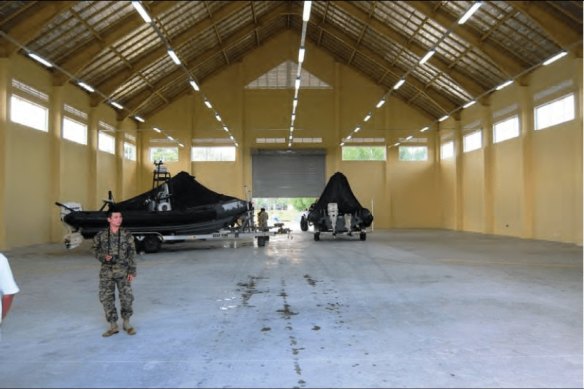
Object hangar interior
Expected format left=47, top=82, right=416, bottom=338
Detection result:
left=0, top=1, right=582, bottom=388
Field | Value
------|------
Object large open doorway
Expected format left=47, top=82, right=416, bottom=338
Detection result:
left=252, top=197, right=316, bottom=232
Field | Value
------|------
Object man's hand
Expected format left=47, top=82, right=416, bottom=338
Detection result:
left=104, top=255, right=112, bottom=262
left=127, top=274, right=135, bottom=282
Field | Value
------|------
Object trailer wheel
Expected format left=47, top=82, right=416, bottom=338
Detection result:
left=257, top=236, right=266, bottom=247
left=314, top=232, right=320, bottom=241
left=143, top=235, right=161, bottom=253
left=359, top=232, right=366, bottom=241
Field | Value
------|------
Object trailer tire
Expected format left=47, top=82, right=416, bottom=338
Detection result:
left=257, top=236, right=266, bottom=247
left=314, top=232, right=320, bottom=241
left=143, top=235, right=161, bottom=253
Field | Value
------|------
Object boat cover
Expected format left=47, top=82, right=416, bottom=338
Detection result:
left=114, top=171, right=240, bottom=211
left=311, top=172, right=367, bottom=214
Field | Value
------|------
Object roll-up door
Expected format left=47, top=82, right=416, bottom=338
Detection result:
left=252, top=149, right=325, bottom=197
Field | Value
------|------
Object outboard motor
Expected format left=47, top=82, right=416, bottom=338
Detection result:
left=327, top=203, right=338, bottom=234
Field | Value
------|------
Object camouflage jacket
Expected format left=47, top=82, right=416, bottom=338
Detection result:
left=92, top=228, right=137, bottom=276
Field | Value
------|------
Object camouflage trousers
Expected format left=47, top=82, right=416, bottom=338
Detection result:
left=99, top=265, right=134, bottom=323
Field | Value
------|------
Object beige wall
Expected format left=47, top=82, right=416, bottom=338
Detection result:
left=0, top=32, right=581, bottom=249
left=439, top=54, right=583, bottom=244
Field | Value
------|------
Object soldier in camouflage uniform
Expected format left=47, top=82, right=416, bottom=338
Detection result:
left=92, top=208, right=137, bottom=337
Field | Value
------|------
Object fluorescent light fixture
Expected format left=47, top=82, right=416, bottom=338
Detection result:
left=543, top=51, right=567, bottom=66
left=132, top=1, right=152, bottom=23
left=229, top=136, right=234, bottom=140
left=223, top=127, right=229, bottom=132
left=153, top=127, right=161, bottom=133
left=28, top=53, right=52, bottom=68
left=495, top=80, right=513, bottom=91
left=235, top=143, right=239, bottom=147
left=134, top=116, right=145, bottom=123
left=78, top=82, right=94, bottom=93
left=376, top=98, right=386, bottom=108
left=394, top=142, right=400, bottom=146
left=298, top=47, right=305, bottom=63
left=439, top=115, right=449, bottom=122
left=293, top=99, right=298, bottom=109
left=110, top=101, right=123, bottom=110
left=167, top=136, right=174, bottom=141
left=290, top=127, right=294, bottom=132
left=364, top=113, right=371, bottom=122
left=458, top=2, right=481, bottom=25
left=292, top=114, right=296, bottom=122
left=178, top=143, right=184, bottom=148
left=463, top=100, right=476, bottom=109
left=167, top=49, right=181, bottom=65
left=393, top=79, right=405, bottom=90
left=189, top=80, right=199, bottom=91
left=289, top=135, right=293, bottom=140
left=354, top=126, right=361, bottom=132
left=204, top=99, right=212, bottom=109
left=347, top=135, right=352, bottom=140
left=419, top=50, right=435, bottom=65
left=215, top=114, right=222, bottom=122
left=340, top=142, right=345, bottom=146
left=420, top=126, right=429, bottom=132
left=303, top=1, right=312, bottom=21
left=405, top=135, right=413, bottom=141
left=294, top=77, right=301, bottom=90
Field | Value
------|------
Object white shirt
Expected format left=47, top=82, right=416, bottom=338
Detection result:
left=0, top=253, right=20, bottom=325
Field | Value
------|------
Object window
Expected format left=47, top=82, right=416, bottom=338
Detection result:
left=191, top=146, right=236, bottom=162
left=98, top=132, right=115, bottom=154
left=441, top=141, right=454, bottom=160
left=463, top=130, right=482, bottom=153
left=150, top=147, right=178, bottom=162
left=399, top=146, right=428, bottom=161
left=493, top=116, right=520, bottom=143
left=10, top=95, right=49, bottom=132
left=124, top=142, right=136, bottom=161
left=341, top=146, right=386, bottom=161
left=63, top=117, right=87, bottom=145
left=534, top=93, right=575, bottom=130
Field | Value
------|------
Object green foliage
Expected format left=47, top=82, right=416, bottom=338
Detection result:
left=342, top=146, right=386, bottom=161
left=150, top=147, right=179, bottom=162
left=290, top=197, right=317, bottom=211
left=398, top=146, right=428, bottom=161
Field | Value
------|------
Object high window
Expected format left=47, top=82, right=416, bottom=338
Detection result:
left=463, top=130, right=482, bottom=153
left=341, top=146, right=386, bottom=161
left=10, top=95, right=48, bottom=132
left=191, top=146, right=236, bottom=162
left=150, top=147, right=178, bottom=162
left=399, top=146, right=428, bottom=161
left=493, top=115, right=520, bottom=143
left=534, top=93, right=575, bottom=130
left=98, top=132, right=115, bottom=154
left=124, top=142, right=136, bottom=161
left=441, top=141, right=454, bottom=160
left=62, top=117, right=87, bottom=145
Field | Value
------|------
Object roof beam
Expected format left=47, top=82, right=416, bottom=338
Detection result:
left=0, top=1, right=76, bottom=56
left=510, top=1, right=582, bottom=57
left=95, top=1, right=250, bottom=101
left=119, top=4, right=287, bottom=118
left=336, top=1, right=484, bottom=97
left=311, top=19, right=458, bottom=116
left=407, top=1, right=525, bottom=77
left=55, top=1, right=176, bottom=81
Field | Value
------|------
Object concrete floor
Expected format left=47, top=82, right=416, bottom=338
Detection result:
left=0, top=229, right=581, bottom=388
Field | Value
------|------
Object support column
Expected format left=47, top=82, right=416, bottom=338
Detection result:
left=0, top=58, right=8, bottom=248
left=115, top=122, right=124, bottom=201
left=49, top=85, right=64, bottom=242
left=87, top=107, right=98, bottom=209
left=518, top=85, right=534, bottom=239
left=481, top=103, right=494, bottom=234
left=454, top=119, right=464, bottom=231
left=332, top=61, right=341, bottom=174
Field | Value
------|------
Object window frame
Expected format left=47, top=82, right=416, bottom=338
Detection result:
left=62, top=116, right=88, bottom=145
left=534, top=93, right=575, bottom=131
left=398, top=145, right=429, bottom=161
left=493, top=115, right=520, bottom=144
left=191, top=146, right=237, bottom=162
left=149, top=146, right=179, bottom=163
left=463, top=130, right=482, bottom=153
left=341, top=145, right=387, bottom=161
left=9, top=94, right=49, bottom=132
